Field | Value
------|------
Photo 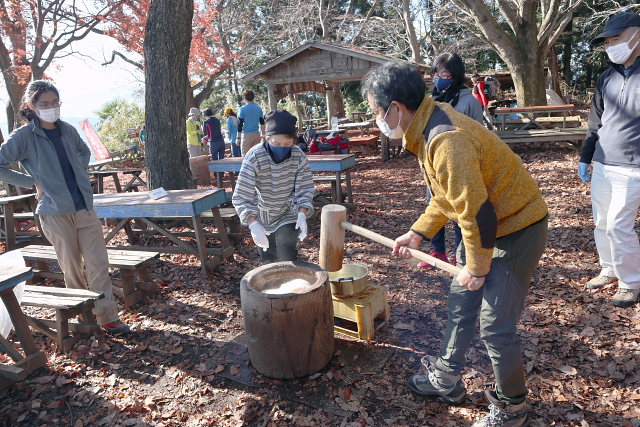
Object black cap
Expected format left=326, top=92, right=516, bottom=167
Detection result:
left=265, top=110, right=297, bottom=136
left=591, top=12, right=640, bottom=46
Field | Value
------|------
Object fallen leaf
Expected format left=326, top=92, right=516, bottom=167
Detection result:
left=560, top=366, right=578, bottom=375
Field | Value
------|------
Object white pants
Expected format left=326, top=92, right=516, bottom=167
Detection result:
left=591, top=162, right=640, bottom=289
left=188, top=144, right=202, bottom=157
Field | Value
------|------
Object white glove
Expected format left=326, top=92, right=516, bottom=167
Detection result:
left=295, top=212, right=308, bottom=241
left=248, top=221, right=270, bottom=250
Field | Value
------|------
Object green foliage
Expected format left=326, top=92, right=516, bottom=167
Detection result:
left=95, top=99, right=145, bottom=152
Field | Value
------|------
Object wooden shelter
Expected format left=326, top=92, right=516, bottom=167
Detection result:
left=242, top=41, right=426, bottom=125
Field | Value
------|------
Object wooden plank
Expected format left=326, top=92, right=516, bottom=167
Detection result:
left=0, top=364, right=28, bottom=381
left=21, top=245, right=159, bottom=269
left=23, top=285, right=104, bottom=299
left=0, top=267, right=33, bottom=292
left=93, top=189, right=226, bottom=218
left=21, top=295, right=99, bottom=309
left=494, top=104, right=575, bottom=114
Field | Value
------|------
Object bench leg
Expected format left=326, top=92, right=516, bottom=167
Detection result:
left=120, top=268, right=146, bottom=309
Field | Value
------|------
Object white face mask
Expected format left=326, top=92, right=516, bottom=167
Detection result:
left=376, top=104, right=404, bottom=139
left=606, top=29, right=640, bottom=64
left=35, top=107, right=61, bottom=123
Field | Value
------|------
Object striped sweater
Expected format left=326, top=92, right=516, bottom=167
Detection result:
left=232, top=142, right=315, bottom=232
left=404, top=97, right=548, bottom=276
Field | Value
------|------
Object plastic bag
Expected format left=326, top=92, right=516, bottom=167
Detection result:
left=0, top=250, right=26, bottom=338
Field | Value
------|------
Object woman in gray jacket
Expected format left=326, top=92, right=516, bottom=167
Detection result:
left=0, top=80, right=129, bottom=336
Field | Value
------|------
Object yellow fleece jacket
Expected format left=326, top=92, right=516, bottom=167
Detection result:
left=186, top=118, right=202, bottom=146
left=404, top=96, right=548, bottom=276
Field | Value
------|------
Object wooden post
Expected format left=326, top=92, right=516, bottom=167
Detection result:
left=266, top=82, right=278, bottom=112
left=319, top=204, right=347, bottom=272
left=325, top=83, right=335, bottom=125
left=380, top=133, right=390, bottom=162
left=294, top=94, right=304, bottom=132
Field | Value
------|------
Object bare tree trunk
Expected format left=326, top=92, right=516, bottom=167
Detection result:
left=547, top=45, right=563, bottom=99
left=144, top=0, right=196, bottom=190
left=562, top=20, right=573, bottom=84
left=401, top=0, right=422, bottom=64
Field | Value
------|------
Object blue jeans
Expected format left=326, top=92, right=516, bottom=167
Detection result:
left=230, top=135, right=241, bottom=157
left=436, top=215, right=548, bottom=404
left=431, top=223, right=462, bottom=253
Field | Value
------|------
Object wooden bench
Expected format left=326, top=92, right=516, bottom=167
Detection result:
left=21, top=245, right=160, bottom=309
left=501, top=116, right=582, bottom=128
left=493, top=104, right=575, bottom=131
left=496, top=128, right=587, bottom=150
left=349, top=136, right=379, bottom=155
left=21, top=286, right=104, bottom=353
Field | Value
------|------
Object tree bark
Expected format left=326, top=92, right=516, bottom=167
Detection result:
left=144, top=0, right=196, bottom=190
left=561, top=19, right=573, bottom=84
left=401, top=0, right=422, bottom=64
left=547, top=44, right=563, bottom=99
left=448, top=0, right=583, bottom=106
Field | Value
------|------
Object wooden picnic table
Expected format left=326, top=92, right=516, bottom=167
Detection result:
left=208, top=154, right=356, bottom=206
left=339, top=121, right=375, bottom=137
left=93, top=189, right=233, bottom=276
left=0, top=266, right=47, bottom=390
left=493, top=104, right=575, bottom=131
left=89, top=168, right=147, bottom=193
left=0, top=194, right=43, bottom=251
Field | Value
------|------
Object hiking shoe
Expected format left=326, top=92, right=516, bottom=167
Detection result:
left=586, top=274, right=617, bottom=289
left=102, top=320, right=131, bottom=336
left=472, top=390, right=529, bottom=427
left=418, top=250, right=450, bottom=270
left=611, top=288, right=640, bottom=308
left=408, top=355, right=466, bottom=404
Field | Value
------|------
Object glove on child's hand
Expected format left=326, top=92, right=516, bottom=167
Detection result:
left=249, top=221, right=270, bottom=250
left=295, top=212, right=308, bottom=241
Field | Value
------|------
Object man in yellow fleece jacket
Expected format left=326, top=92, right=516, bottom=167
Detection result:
left=362, top=62, right=548, bottom=427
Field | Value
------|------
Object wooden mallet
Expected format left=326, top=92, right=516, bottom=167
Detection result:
left=319, top=204, right=462, bottom=276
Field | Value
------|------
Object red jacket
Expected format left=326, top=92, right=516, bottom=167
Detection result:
left=473, top=81, right=488, bottom=107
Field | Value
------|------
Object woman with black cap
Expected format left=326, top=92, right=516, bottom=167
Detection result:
left=232, top=110, right=315, bottom=264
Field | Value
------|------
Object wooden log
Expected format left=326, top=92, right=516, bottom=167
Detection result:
left=340, top=221, right=462, bottom=276
left=319, top=204, right=347, bottom=273
left=240, top=261, right=334, bottom=379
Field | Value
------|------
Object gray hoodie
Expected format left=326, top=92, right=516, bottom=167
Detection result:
left=0, top=120, right=93, bottom=215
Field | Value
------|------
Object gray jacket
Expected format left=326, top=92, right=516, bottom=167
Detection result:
left=581, top=56, right=640, bottom=166
left=454, top=88, right=484, bottom=124
left=0, top=120, right=93, bottom=215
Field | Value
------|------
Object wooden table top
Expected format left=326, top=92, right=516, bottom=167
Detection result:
left=89, top=168, right=144, bottom=176
left=0, top=193, right=35, bottom=205
left=208, top=154, right=356, bottom=173
left=93, top=188, right=227, bottom=218
left=0, top=266, right=33, bottom=292
left=494, top=104, right=575, bottom=114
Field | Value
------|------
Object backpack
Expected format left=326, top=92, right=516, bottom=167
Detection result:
left=484, top=77, right=501, bottom=100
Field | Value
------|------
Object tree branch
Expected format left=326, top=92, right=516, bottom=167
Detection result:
left=101, top=50, right=144, bottom=70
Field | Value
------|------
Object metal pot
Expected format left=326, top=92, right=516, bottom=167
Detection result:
left=328, top=264, right=369, bottom=296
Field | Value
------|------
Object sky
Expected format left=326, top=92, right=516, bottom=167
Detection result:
left=0, top=32, right=143, bottom=136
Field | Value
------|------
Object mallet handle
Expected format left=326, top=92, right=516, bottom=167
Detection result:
left=340, top=221, right=463, bottom=276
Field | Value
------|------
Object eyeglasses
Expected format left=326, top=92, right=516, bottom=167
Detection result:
left=35, top=101, right=62, bottom=109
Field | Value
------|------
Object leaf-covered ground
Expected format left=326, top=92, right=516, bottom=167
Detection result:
left=1, top=143, right=639, bottom=427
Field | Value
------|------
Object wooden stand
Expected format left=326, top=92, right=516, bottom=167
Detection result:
left=0, top=267, right=47, bottom=390
left=333, top=283, right=390, bottom=340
